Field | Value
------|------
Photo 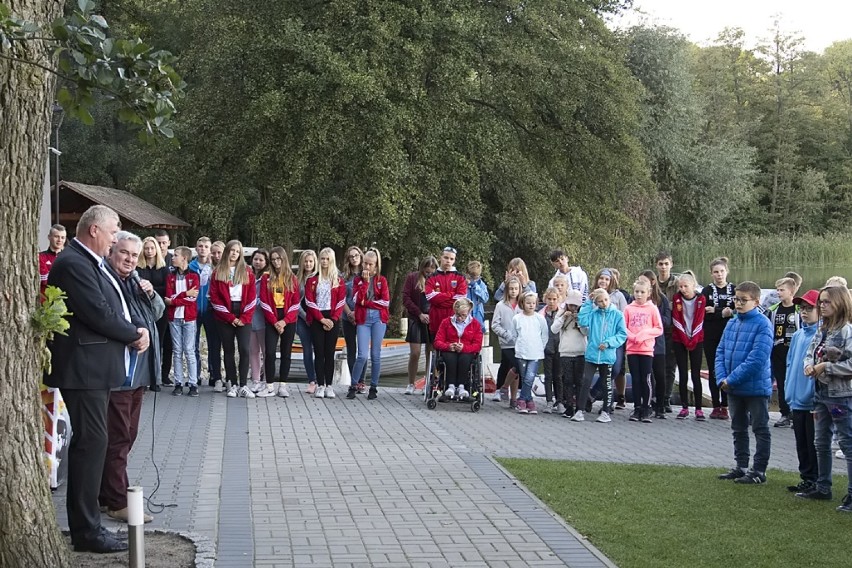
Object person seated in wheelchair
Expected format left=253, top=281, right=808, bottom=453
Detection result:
left=434, top=298, right=483, bottom=401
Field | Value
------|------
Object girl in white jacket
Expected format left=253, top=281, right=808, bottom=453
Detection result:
left=513, top=292, right=549, bottom=414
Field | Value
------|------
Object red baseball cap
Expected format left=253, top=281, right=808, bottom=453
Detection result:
left=793, top=289, right=819, bottom=307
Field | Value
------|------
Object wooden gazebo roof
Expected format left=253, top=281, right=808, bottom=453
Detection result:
left=55, top=181, right=191, bottom=231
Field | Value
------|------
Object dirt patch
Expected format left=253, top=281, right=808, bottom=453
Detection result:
left=67, top=531, right=196, bottom=567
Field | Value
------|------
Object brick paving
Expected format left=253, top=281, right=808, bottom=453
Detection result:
left=53, top=383, right=826, bottom=567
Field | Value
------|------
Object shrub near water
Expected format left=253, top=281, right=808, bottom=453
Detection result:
left=669, top=233, right=852, bottom=269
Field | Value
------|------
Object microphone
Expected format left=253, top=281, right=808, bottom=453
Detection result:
left=129, top=270, right=152, bottom=306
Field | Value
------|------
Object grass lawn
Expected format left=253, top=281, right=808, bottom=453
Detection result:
left=497, top=459, right=851, bottom=568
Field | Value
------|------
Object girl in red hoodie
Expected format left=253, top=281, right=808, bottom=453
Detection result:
left=209, top=240, right=257, bottom=399
left=672, top=272, right=707, bottom=420
left=347, top=248, right=390, bottom=400
left=623, top=279, right=663, bottom=423
left=259, top=246, right=300, bottom=398
left=304, top=247, right=346, bottom=398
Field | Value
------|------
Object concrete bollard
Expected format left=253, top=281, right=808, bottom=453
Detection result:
left=333, top=352, right=351, bottom=387
left=127, top=486, right=145, bottom=568
left=400, top=317, right=409, bottom=337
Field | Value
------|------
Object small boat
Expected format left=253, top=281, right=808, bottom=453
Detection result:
left=286, top=337, right=419, bottom=379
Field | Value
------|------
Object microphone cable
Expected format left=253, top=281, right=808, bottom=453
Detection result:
left=146, top=370, right=178, bottom=514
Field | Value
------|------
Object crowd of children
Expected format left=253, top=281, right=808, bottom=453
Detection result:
left=122, top=235, right=852, bottom=513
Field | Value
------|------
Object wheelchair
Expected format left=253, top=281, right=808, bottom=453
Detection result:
left=423, top=349, right=484, bottom=412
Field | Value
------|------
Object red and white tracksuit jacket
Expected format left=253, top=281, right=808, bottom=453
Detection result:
left=304, top=275, right=346, bottom=324
left=209, top=273, right=257, bottom=325
left=259, top=274, right=301, bottom=326
left=352, top=275, right=390, bottom=324
left=425, top=269, right=468, bottom=335
left=672, top=292, right=706, bottom=350
left=165, top=270, right=201, bottom=322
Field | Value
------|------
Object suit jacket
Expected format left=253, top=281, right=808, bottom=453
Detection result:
left=45, top=239, right=142, bottom=390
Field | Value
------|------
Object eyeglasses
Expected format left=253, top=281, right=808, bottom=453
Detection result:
left=819, top=300, right=832, bottom=306
left=800, top=305, right=816, bottom=312
left=733, top=297, right=754, bottom=304
left=349, top=253, right=360, bottom=258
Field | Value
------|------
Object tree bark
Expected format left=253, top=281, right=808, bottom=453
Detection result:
left=0, top=0, right=72, bottom=566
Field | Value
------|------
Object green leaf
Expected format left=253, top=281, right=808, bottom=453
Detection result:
left=77, top=107, right=94, bottom=125
left=77, top=0, right=87, bottom=13
left=90, top=14, right=107, bottom=29
left=102, top=37, right=113, bottom=57
left=0, top=4, right=10, bottom=18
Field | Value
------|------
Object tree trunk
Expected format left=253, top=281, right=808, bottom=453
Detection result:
left=0, top=1, right=72, bottom=566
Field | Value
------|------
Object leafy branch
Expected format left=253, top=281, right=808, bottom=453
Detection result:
left=32, top=286, right=72, bottom=375
left=0, top=0, right=185, bottom=142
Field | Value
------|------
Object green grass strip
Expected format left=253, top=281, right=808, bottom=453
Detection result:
left=498, top=459, right=851, bottom=568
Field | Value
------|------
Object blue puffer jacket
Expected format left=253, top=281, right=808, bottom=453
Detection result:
left=715, top=307, right=773, bottom=397
left=578, top=300, right=627, bottom=365
left=785, top=321, right=817, bottom=411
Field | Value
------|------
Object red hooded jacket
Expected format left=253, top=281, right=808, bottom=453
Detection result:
left=353, top=275, right=390, bottom=324
left=209, top=271, right=257, bottom=325
left=672, top=292, right=706, bottom=350
left=434, top=314, right=483, bottom=354
left=165, top=270, right=201, bottom=322
left=304, top=274, right=346, bottom=324
left=425, top=269, right=468, bottom=335
left=259, top=273, right=301, bottom=326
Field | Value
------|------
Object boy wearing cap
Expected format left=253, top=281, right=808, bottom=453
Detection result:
left=552, top=290, right=588, bottom=419
left=785, top=290, right=820, bottom=494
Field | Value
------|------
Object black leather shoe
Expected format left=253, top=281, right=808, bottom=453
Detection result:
left=74, top=531, right=129, bottom=553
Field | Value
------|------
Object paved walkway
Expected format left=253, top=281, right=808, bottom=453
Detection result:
left=53, top=384, right=824, bottom=567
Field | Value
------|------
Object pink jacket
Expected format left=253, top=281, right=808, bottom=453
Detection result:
left=623, top=301, right=663, bottom=356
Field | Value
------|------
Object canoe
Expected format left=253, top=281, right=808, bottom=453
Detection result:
left=285, top=338, right=420, bottom=379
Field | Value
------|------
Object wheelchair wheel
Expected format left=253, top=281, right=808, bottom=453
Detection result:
left=471, top=400, right=481, bottom=412
left=427, top=398, right=437, bottom=410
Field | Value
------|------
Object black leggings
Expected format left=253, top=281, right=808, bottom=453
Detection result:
left=772, top=348, right=791, bottom=417
left=310, top=313, right=340, bottom=387
left=674, top=342, right=703, bottom=409
left=264, top=310, right=297, bottom=382
left=560, top=355, right=585, bottom=411
left=704, top=325, right=728, bottom=408
left=496, top=348, right=517, bottom=389
left=542, top=352, right=561, bottom=403
left=627, top=354, right=654, bottom=409
left=442, top=351, right=474, bottom=391
left=652, top=353, right=666, bottom=411
left=580, top=363, right=611, bottom=413
left=217, top=319, right=250, bottom=386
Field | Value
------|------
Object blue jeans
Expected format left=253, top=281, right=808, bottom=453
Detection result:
left=352, top=310, right=387, bottom=387
left=170, top=319, right=197, bottom=386
left=296, top=317, right=316, bottom=382
left=196, top=309, right=221, bottom=383
left=516, top=359, right=539, bottom=402
left=813, top=391, right=852, bottom=494
left=728, top=393, right=771, bottom=473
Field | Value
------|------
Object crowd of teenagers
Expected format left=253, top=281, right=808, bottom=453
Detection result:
left=38, top=227, right=852, bottom=512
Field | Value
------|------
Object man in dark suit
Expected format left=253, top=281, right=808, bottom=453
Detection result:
left=45, top=205, right=150, bottom=553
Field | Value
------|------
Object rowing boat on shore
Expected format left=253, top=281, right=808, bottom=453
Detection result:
left=286, top=338, right=420, bottom=379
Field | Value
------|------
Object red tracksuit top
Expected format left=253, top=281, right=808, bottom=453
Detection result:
left=434, top=315, right=483, bottom=354
left=352, top=275, right=390, bottom=324
left=259, top=274, right=301, bottom=326
left=304, top=275, right=346, bottom=324
left=165, top=269, right=201, bottom=322
left=672, top=292, right=706, bottom=351
left=425, top=269, right=468, bottom=335
left=39, top=249, right=59, bottom=300
left=209, top=271, right=257, bottom=325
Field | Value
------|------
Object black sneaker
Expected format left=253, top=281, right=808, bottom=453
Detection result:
left=629, top=409, right=640, bottom=422
left=585, top=400, right=593, bottom=413
left=787, top=480, right=815, bottom=493
left=655, top=410, right=667, bottom=419
left=796, top=487, right=832, bottom=500
left=774, top=416, right=792, bottom=428
left=149, top=384, right=161, bottom=392
left=346, top=387, right=357, bottom=399
left=162, top=377, right=173, bottom=386
left=367, top=387, right=377, bottom=400
left=718, top=467, right=746, bottom=480
left=188, top=385, right=199, bottom=397
left=734, top=470, right=766, bottom=485
left=837, top=493, right=852, bottom=513
left=664, top=398, right=673, bottom=413
left=641, top=408, right=653, bottom=423
left=172, top=385, right=183, bottom=396
left=615, top=395, right=626, bottom=410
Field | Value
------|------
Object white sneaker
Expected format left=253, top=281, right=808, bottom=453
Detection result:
left=250, top=381, right=261, bottom=393
left=457, top=387, right=469, bottom=401
left=596, top=411, right=611, bottom=423
left=226, top=385, right=238, bottom=398
left=837, top=449, right=846, bottom=459
left=404, top=384, right=415, bottom=395
left=315, top=386, right=326, bottom=399
left=239, top=385, right=255, bottom=398
left=255, top=381, right=273, bottom=397
left=445, top=385, right=456, bottom=400
left=555, top=403, right=566, bottom=414
left=571, top=410, right=585, bottom=422
left=277, top=383, right=290, bottom=398
left=213, top=380, right=224, bottom=393
left=832, top=437, right=840, bottom=451
left=325, top=386, right=336, bottom=398
left=543, top=401, right=554, bottom=414
left=492, top=391, right=502, bottom=402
